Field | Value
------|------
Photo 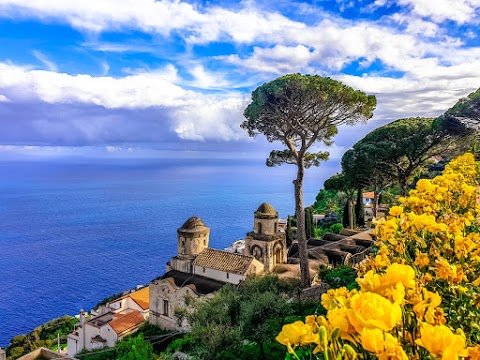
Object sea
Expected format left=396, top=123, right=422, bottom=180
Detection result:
left=0, top=158, right=337, bottom=346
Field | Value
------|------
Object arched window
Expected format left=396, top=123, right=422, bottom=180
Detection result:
left=258, top=222, right=263, bottom=234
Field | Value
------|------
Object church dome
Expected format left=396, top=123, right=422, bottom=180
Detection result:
left=179, top=216, right=208, bottom=232
left=255, top=202, right=278, bottom=218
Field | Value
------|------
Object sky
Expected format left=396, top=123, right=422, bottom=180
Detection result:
left=0, top=0, right=479, bottom=162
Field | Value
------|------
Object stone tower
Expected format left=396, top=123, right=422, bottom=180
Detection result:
left=244, top=203, right=287, bottom=272
left=168, top=216, right=210, bottom=274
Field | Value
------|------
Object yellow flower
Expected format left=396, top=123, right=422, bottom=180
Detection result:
left=305, top=315, right=319, bottom=330
left=382, top=263, right=416, bottom=290
left=360, top=328, right=386, bottom=353
left=415, top=323, right=467, bottom=360
left=389, top=206, right=404, bottom=217
left=346, top=292, right=402, bottom=333
left=435, top=258, right=455, bottom=281
left=467, top=345, right=480, bottom=359
left=413, top=290, right=442, bottom=324
left=416, top=179, right=435, bottom=193
left=327, top=307, right=355, bottom=341
left=414, top=251, right=430, bottom=267
left=360, top=328, right=408, bottom=360
left=374, top=253, right=391, bottom=268
left=321, top=287, right=350, bottom=310
left=276, top=321, right=320, bottom=353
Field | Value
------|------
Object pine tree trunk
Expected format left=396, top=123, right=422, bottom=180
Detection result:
left=399, top=172, right=408, bottom=196
left=295, top=160, right=310, bottom=288
left=373, top=193, right=380, bottom=218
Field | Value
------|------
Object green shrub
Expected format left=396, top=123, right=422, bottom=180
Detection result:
left=329, top=223, right=343, bottom=234
left=318, top=265, right=359, bottom=290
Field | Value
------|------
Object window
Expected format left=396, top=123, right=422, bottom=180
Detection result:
left=226, top=273, right=229, bottom=279
left=202, top=267, right=205, bottom=273
left=258, top=223, right=263, bottom=234
left=163, top=299, right=169, bottom=317
left=274, top=222, right=278, bottom=233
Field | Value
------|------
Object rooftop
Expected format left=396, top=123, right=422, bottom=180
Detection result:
left=87, top=312, right=115, bottom=328
left=193, top=248, right=255, bottom=275
left=158, top=270, right=226, bottom=295
left=363, top=191, right=375, bottom=199
left=255, top=202, right=278, bottom=217
left=115, top=286, right=149, bottom=310
left=109, top=310, right=144, bottom=335
left=178, top=216, right=209, bottom=232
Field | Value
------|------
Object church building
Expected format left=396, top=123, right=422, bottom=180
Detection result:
left=149, top=202, right=287, bottom=331
left=244, top=202, right=287, bottom=271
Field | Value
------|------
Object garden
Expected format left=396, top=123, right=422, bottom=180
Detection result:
left=276, top=153, right=480, bottom=359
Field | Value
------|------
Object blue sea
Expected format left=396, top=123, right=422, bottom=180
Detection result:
left=0, top=158, right=337, bottom=346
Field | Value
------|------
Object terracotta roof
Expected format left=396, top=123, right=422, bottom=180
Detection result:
left=109, top=310, right=144, bottom=335
left=363, top=191, right=375, bottom=199
left=255, top=202, right=278, bottom=217
left=128, top=287, right=149, bottom=310
left=193, top=248, right=255, bottom=275
left=158, top=270, right=226, bottom=295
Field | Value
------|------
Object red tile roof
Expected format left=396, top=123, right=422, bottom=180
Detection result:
left=193, top=248, right=255, bottom=275
left=109, top=310, right=144, bottom=335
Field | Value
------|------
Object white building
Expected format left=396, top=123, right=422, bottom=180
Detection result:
left=67, top=287, right=149, bottom=357
left=106, top=286, right=150, bottom=319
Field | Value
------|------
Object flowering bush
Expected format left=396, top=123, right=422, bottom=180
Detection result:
left=276, top=154, right=480, bottom=359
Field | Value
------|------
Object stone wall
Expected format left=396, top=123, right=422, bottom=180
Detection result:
left=18, top=347, right=78, bottom=360
left=149, top=278, right=207, bottom=331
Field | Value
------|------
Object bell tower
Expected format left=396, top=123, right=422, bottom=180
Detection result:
left=169, top=216, right=210, bottom=274
left=244, top=203, right=287, bottom=272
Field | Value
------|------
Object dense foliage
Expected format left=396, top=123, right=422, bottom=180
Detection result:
left=176, top=275, right=322, bottom=360
left=6, top=315, right=78, bottom=360
left=80, top=333, right=158, bottom=360
left=276, top=153, right=480, bottom=359
left=355, top=117, right=457, bottom=195
left=313, top=189, right=343, bottom=215
left=318, top=265, right=359, bottom=291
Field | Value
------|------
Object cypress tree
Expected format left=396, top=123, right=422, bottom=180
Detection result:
left=304, top=206, right=315, bottom=239
left=355, top=189, right=365, bottom=227
left=286, top=215, right=295, bottom=246
left=342, top=201, right=349, bottom=228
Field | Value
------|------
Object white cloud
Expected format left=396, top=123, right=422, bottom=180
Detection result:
left=0, top=0, right=304, bottom=44
left=389, top=13, right=439, bottom=37
left=372, top=0, right=480, bottom=24
left=224, top=45, right=316, bottom=74
left=187, top=65, right=231, bottom=89
left=173, top=97, right=249, bottom=141
left=124, top=63, right=181, bottom=84
left=32, top=50, right=58, bottom=71
left=0, top=62, right=248, bottom=141
left=100, top=61, right=110, bottom=76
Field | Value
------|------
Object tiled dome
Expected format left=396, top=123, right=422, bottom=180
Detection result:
left=180, top=216, right=206, bottom=230
left=255, top=202, right=278, bottom=217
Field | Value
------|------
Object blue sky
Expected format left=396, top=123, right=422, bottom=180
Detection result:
left=0, top=0, right=479, bottom=162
